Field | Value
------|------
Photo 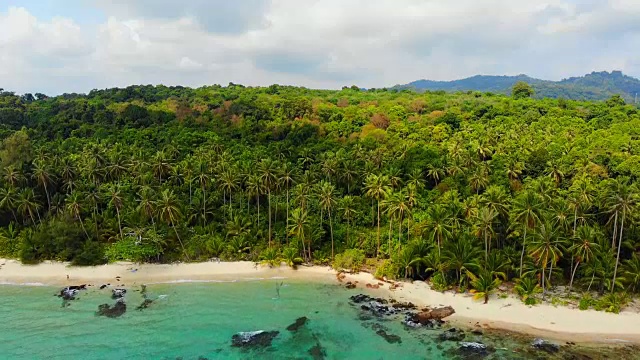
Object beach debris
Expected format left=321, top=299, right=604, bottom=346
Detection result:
left=365, top=283, right=379, bottom=289
left=438, top=328, right=466, bottom=342
left=286, top=316, right=308, bottom=332
left=57, top=285, right=87, bottom=300
left=231, top=330, right=279, bottom=348
left=531, top=338, right=560, bottom=353
left=111, top=288, right=127, bottom=299
left=96, top=298, right=127, bottom=318
left=275, top=281, right=284, bottom=298
left=345, top=281, right=356, bottom=289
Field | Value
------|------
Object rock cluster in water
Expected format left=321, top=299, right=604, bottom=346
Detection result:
left=231, top=331, right=280, bottom=348
left=111, top=288, right=127, bottom=299
left=96, top=298, right=127, bottom=318
left=57, top=285, right=87, bottom=301
left=286, top=317, right=308, bottom=332
left=349, top=293, right=452, bottom=329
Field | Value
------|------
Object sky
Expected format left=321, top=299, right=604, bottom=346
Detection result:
left=2, top=0, right=640, bottom=95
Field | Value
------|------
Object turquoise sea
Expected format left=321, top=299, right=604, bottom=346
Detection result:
left=0, top=280, right=636, bottom=359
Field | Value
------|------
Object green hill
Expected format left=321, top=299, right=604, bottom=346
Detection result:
left=397, top=71, right=640, bottom=102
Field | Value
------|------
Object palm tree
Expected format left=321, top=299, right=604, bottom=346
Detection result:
left=259, top=159, right=279, bottom=248
left=289, top=208, right=309, bottom=261
left=604, top=179, right=637, bottom=293
left=106, top=185, right=124, bottom=240
left=568, top=226, right=599, bottom=292
left=422, top=204, right=452, bottom=256
left=194, top=162, right=211, bottom=226
left=66, top=191, right=90, bottom=239
left=364, top=174, right=391, bottom=257
left=426, top=163, right=445, bottom=185
left=279, top=162, right=296, bottom=244
left=0, top=186, right=19, bottom=222
left=529, top=221, right=564, bottom=299
left=511, top=190, right=542, bottom=277
left=339, top=195, right=358, bottom=247
left=220, top=168, right=239, bottom=214
left=473, top=207, right=498, bottom=258
left=152, top=150, right=172, bottom=183
left=3, top=165, right=23, bottom=187
left=156, top=189, right=189, bottom=260
left=444, top=237, right=482, bottom=286
left=32, top=161, right=54, bottom=211
left=317, top=181, right=337, bottom=259
left=469, top=269, right=501, bottom=304
left=136, top=186, right=156, bottom=227
left=622, top=254, right=640, bottom=293
left=17, top=189, right=40, bottom=224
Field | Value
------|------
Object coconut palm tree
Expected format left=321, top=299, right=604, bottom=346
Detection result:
left=317, top=181, right=337, bottom=259
left=421, top=204, right=452, bottom=256
left=511, top=190, right=543, bottom=277
left=568, top=226, right=600, bottom=292
left=622, top=254, right=640, bottom=293
left=468, top=269, right=501, bottom=304
left=66, top=191, right=90, bottom=239
left=193, top=162, right=211, bottom=226
left=258, top=159, right=278, bottom=248
left=604, top=179, right=637, bottom=293
left=17, top=188, right=40, bottom=224
left=364, top=174, right=391, bottom=257
left=473, top=207, right=498, bottom=258
left=32, top=161, right=54, bottom=211
left=289, top=208, right=309, bottom=261
left=528, top=221, right=564, bottom=299
left=156, top=189, right=189, bottom=261
left=444, top=236, right=482, bottom=286
left=136, top=186, right=156, bottom=227
left=3, top=165, right=23, bottom=188
left=339, top=195, right=358, bottom=247
left=106, top=185, right=124, bottom=240
left=279, top=162, right=296, bottom=244
left=0, top=186, right=19, bottom=222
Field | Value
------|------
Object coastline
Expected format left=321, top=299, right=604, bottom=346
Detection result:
left=2, top=259, right=640, bottom=345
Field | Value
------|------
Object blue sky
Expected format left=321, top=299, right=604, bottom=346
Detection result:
left=1, top=0, right=640, bottom=95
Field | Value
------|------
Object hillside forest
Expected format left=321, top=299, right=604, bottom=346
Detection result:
left=1, top=82, right=640, bottom=308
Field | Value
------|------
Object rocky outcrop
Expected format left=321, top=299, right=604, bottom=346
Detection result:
left=371, top=323, right=402, bottom=344
left=286, top=317, right=308, bottom=332
left=307, top=341, right=327, bottom=360
left=447, top=342, right=495, bottom=358
left=415, top=306, right=455, bottom=321
left=96, top=298, right=127, bottom=318
left=231, top=331, right=279, bottom=348
left=531, top=338, right=560, bottom=353
left=111, top=288, right=127, bottom=299
left=438, top=328, right=466, bottom=342
left=349, top=294, right=417, bottom=318
left=58, top=285, right=87, bottom=300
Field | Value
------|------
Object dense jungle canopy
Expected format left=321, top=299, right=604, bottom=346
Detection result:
left=1, top=83, right=639, bottom=305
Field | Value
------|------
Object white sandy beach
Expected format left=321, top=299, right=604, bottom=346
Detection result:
left=2, top=258, right=640, bottom=344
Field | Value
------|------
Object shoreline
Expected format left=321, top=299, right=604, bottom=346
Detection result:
left=2, top=259, right=640, bottom=345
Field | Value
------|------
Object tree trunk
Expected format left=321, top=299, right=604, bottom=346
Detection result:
left=268, top=189, right=272, bottom=248
left=44, top=185, right=51, bottom=212
left=519, top=225, right=527, bottom=277
left=541, top=264, right=546, bottom=300
left=116, top=207, right=123, bottom=239
left=484, top=293, right=488, bottom=304
left=388, top=216, right=393, bottom=257
left=612, top=211, right=618, bottom=249
left=203, top=188, right=207, bottom=226
left=612, top=210, right=625, bottom=293
left=377, top=200, right=381, bottom=257
left=286, top=187, right=289, bottom=246
left=172, top=221, right=190, bottom=261
left=568, top=260, right=580, bottom=292
left=329, top=208, right=334, bottom=260
left=79, top=217, right=90, bottom=240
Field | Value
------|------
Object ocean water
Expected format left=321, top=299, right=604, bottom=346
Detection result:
left=0, top=280, right=635, bottom=360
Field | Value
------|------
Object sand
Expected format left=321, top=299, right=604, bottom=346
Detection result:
left=2, top=258, right=639, bottom=344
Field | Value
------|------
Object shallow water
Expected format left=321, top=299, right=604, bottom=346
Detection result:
left=0, top=280, right=635, bottom=359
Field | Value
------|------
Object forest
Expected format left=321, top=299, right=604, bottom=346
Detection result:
left=0, top=82, right=640, bottom=308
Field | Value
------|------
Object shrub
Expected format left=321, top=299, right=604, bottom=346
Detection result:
left=259, top=247, right=281, bottom=268
left=595, top=293, right=630, bottom=314
left=374, top=259, right=398, bottom=280
left=282, top=247, right=303, bottom=268
left=332, top=249, right=365, bottom=273
left=105, top=237, right=157, bottom=263
left=430, top=272, right=449, bottom=292
left=578, top=293, right=595, bottom=311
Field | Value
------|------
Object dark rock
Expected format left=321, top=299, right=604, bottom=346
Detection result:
left=471, top=329, right=483, bottom=336
left=111, top=288, right=127, bottom=299
left=99, top=284, right=108, bottom=290
left=58, top=285, right=87, bottom=300
left=231, top=331, right=279, bottom=348
left=307, top=341, right=327, bottom=360
left=136, top=299, right=153, bottom=311
left=454, top=342, right=495, bottom=358
left=372, top=323, right=401, bottom=344
left=286, top=317, right=308, bottom=332
left=532, top=338, right=560, bottom=353
left=96, top=298, right=127, bottom=318
left=403, top=313, right=444, bottom=328
left=345, top=282, right=356, bottom=289
left=438, top=328, right=466, bottom=342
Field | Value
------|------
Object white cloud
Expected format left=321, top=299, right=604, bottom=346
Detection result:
left=2, top=1, right=640, bottom=94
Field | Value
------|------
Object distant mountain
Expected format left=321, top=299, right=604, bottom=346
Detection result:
left=395, top=71, right=640, bottom=102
